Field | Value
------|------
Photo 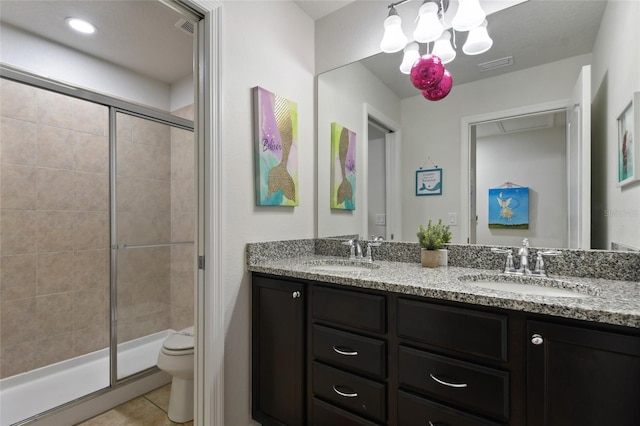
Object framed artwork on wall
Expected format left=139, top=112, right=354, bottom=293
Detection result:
left=416, top=168, right=442, bottom=196
left=330, top=122, right=356, bottom=210
left=253, top=86, right=299, bottom=206
left=488, top=186, right=529, bottom=229
left=617, top=92, right=639, bottom=188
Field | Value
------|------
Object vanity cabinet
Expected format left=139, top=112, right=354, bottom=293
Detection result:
left=252, top=274, right=306, bottom=426
left=251, top=272, right=640, bottom=426
left=310, top=285, right=388, bottom=425
left=527, top=320, right=640, bottom=425
left=396, top=298, right=510, bottom=425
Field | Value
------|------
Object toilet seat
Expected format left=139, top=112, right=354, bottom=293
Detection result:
left=162, top=329, right=194, bottom=356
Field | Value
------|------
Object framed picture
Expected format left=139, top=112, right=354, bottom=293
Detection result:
left=416, top=168, right=442, bottom=196
left=330, top=122, right=356, bottom=210
left=253, top=86, right=299, bottom=206
left=617, top=92, right=639, bottom=187
left=488, top=187, right=529, bottom=229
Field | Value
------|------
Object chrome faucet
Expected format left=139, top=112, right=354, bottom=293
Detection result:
left=342, top=238, right=363, bottom=260
left=492, top=238, right=562, bottom=277
left=342, top=238, right=382, bottom=262
left=517, top=238, right=531, bottom=275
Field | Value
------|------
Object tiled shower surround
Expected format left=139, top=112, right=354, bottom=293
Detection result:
left=0, top=78, right=194, bottom=379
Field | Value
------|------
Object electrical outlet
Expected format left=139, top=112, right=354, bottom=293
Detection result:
left=448, top=212, right=457, bottom=226
left=375, top=214, right=386, bottom=225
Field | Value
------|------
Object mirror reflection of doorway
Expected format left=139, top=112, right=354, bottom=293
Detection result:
left=471, top=110, right=569, bottom=248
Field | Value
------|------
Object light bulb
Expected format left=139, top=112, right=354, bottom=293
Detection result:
left=413, top=2, right=444, bottom=43
left=380, top=7, right=407, bottom=53
left=452, top=0, right=486, bottom=32
left=400, top=42, right=420, bottom=74
left=432, top=30, right=456, bottom=64
left=463, top=20, right=493, bottom=55
left=66, top=17, right=96, bottom=34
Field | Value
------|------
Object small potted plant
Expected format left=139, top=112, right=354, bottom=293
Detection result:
left=417, top=219, right=452, bottom=268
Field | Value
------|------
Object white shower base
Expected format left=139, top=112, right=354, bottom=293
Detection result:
left=0, top=330, right=171, bottom=426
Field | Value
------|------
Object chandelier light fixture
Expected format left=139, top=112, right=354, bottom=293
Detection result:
left=379, top=0, right=493, bottom=101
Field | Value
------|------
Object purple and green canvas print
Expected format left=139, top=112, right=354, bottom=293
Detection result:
left=253, top=87, right=298, bottom=206
left=330, top=122, right=356, bottom=210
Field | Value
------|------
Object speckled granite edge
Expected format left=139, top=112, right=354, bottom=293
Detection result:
left=247, top=256, right=640, bottom=328
left=245, top=239, right=315, bottom=264
left=246, top=239, right=640, bottom=281
left=314, top=239, right=640, bottom=282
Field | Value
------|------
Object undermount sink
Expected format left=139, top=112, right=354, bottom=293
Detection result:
left=460, top=274, right=598, bottom=298
left=305, top=260, right=380, bottom=273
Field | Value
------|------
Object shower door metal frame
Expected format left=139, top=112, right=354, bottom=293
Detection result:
left=0, top=63, right=196, bottom=389
left=109, top=107, right=195, bottom=386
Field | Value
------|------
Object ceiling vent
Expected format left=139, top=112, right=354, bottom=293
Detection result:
left=175, top=18, right=195, bottom=35
left=478, top=56, right=514, bottom=72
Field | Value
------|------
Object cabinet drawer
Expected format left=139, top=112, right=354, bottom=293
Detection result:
left=313, top=324, right=386, bottom=379
left=312, top=362, right=386, bottom=423
left=312, top=398, right=382, bottom=426
left=313, top=286, right=386, bottom=333
left=398, top=346, right=509, bottom=420
left=398, top=390, right=504, bottom=426
left=397, top=298, right=507, bottom=362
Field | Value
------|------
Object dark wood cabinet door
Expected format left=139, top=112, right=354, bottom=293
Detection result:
left=252, top=275, right=306, bottom=426
left=527, top=320, right=640, bottom=426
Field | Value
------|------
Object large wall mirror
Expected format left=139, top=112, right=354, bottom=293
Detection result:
left=317, top=0, right=640, bottom=251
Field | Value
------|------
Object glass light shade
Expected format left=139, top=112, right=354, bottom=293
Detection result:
left=400, top=42, right=421, bottom=74
left=423, top=69, right=453, bottom=101
left=452, top=0, right=486, bottom=32
left=410, top=54, right=445, bottom=90
left=66, top=17, right=96, bottom=34
left=432, top=30, right=456, bottom=64
left=413, top=2, right=444, bottom=43
left=380, top=9, right=407, bottom=53
left=463, top=20, right=493, bottom=55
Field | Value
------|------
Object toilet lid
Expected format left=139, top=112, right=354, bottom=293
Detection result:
left=163, top=330, right=194, bottom=352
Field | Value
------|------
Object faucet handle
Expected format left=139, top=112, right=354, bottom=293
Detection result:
left=532, top=250, right=562, bottom=276
left=491, top=247, right=516, bottom=273
left=342, top=239, right=356, bottom=260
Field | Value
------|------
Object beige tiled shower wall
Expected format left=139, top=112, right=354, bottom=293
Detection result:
left=0, top=78, right=195, bottom=379
left=0, top=79, right=110, bottom=378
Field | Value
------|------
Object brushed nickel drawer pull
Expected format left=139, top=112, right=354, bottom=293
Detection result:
left=429, top=373, right=468, bottom=388
left=333, top=346, right=358, bottom=356
left=333, top=385, right=358, bottom=398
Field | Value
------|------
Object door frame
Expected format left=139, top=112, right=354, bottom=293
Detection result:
left=362, top=104, right=401, bottom=241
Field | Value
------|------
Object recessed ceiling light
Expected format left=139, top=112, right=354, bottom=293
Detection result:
left=66, top=18, right=96, bottom=34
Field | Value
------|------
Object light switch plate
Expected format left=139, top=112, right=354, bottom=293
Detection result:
left=375, top=214, right=386, bottom=225
left=448, top=212, right=457, bottom=226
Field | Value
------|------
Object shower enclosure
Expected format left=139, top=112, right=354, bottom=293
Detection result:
left=0, top=74, right=197, bottom=425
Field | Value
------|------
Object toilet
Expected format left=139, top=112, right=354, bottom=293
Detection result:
left=157, top=326, right=195, bottom=423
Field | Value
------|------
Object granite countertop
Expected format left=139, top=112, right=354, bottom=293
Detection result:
left=247, top=255, right=640, bottom=329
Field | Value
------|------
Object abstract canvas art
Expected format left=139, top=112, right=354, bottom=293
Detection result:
left=330, top=122, right=356, bottom=210
left=488, top=187, right=529, bottom=229
left=253, top=87, right=298, bottom=206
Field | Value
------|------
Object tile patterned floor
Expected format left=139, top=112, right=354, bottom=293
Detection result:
left=75, top=384, right=193, bottom=426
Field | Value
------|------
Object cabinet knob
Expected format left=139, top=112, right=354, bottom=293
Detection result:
left=531, top=333, right=544, bottom=345
left=292, top=291, right=301, bottom=299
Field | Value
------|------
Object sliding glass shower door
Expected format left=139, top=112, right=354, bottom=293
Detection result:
left=113, top=111, right=195, bottom=380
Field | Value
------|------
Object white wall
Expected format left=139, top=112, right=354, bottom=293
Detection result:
left=219, top=1, right=315, bottom=424
left=0, top=24, right=174, bottom=111
left=591, top=0, right=640, bottom=250
left=475, top=126, right=567, bottom=248
left=317, top=61, right=401, bottom=237
left=400, top=54, right=591, bottom=243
